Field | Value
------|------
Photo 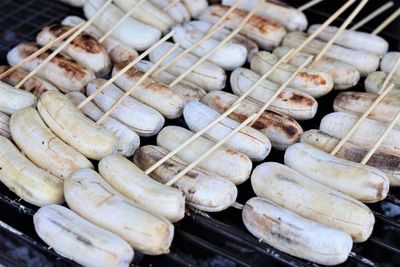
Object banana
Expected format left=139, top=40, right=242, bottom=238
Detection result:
left=151, top=0, right=190, bottom=23
left=0, top=136, right=64, bottom=206
left=0, top=112, right=10, bottom=138
left=230, top=68, right=318, bottom=120
left=251, top=162, right=374, bottom=242
left=112, top=64, right=186, bottom=119
left=66, top=92, right=140, bottom=157
left=10, top=107, right=93, bottom=179
left=86, top=78, right=164, bottom=136
left=157, top=126, right=252, bottom=185
left=381, top=52, right=400, bottom=78
left=37, top=25, right=111, bottom=77
left=199, top=5, right=287, bottom=50
left=62, top=16, right=139, bottom=64
left=34, top=204, right=134, bottom=267
left=38, top=91, right=117, bottom=160
left=149, top=42, right=226, bottom=91
left=308, top=24, right=389, bottom=56
left=0, top=80, right=36, bottom=115
left=7, top=43, right=95, bottom=93
left=251, top=51, right=333, bottom=98
left=184, top=101, right=271, bottom=161
left=64, top=168, right=174, bottom=255
left=0, top=66, right=59, bottom=96
left=334, top=91, right=400, bottom=126
left=133, top=145, right=237, bottom=212
left=201, top=91, right=303, bottom=150
left=135, top=60, right=206, bottom=101
left=283, top=32, right=380, bottom=76
left=301, top=129, right=400, bottom=186
left=243, top=197, right=352, bottom=266
left=364, top=71, right=400, bottom=95
left=187, top=20, right=259, bottom=62
left=84, top=0, right=161, bottom=51
left=273, top=46, right=360, bottom=90
left=98, top=154, right=185, bottom=222
left=181, top=0, right=208, bottom=18
left=222, top=0, right=307, bottom=32
left=58, top=0, right=86, bottom=7
left=172, top=23, right=247, bottom=70
left=285, top=143, right=389, bottom=203
left=320, top=111, right=400, bottom=157
left=113, top=0, right=174, bottom=33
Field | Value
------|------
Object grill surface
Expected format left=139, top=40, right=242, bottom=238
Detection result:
left=1, top=0, right=400, bottom=266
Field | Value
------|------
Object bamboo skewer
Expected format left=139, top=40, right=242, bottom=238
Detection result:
left=286, top=0, right=356, bottom=62
left=208, top=0, right=242, bottom=32
left=350, top=1, right=394, bottom=31
left=77, top=30, right=175, bottom=109
left=169, top=1, right=263, bottom=88
left=309, top=0, right=369, bottom=68
left=96, top=43, right=180, bottom=124
left=163, top=0, right=180, bottom=12
left=330, top=55, right=400, bottom=155
left=153, top=0, right=243, bottom=76
left=99, top=0, right=147, bottom=43
left=298, top=0, right=324, bottom=12
left=372, top=8, right=400, bottom=35
left=144, top=48, right=295, bottom=175
left=250, top=56, right=314, bottom=126
left=15, top=0, right=113, bottom=89
left=165, top=114, right=257, bottom=186
left=0, top=23, right=83, bottom=80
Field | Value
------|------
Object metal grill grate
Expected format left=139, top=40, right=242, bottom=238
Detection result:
left=1, top=0, right=400, bottom=266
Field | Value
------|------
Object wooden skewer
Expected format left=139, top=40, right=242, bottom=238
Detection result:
left=99, top=0, right=147, bottom=43
left=309, top=0, right=369, bottom=68
left=208, top=0, right=242, bottom=32
left=372, top=8, right=400, bottom=35
left=329, top=83, right=394, bottom=155
left=250, top=56, right=314, bottom=126
left=169, top=1, right=263, bottom=88
left=163, top=0, right=180, bottom=12
left=361, top=106, right=400, bottom=164
left=144, top=48, right=295, bottom=175
left=330, top=55, right=400, bottom=155
left=153, top=0, right=243, bottom=76
left=78, top=30, right=175, bottom=109
left=286, top=0, right=356, bottom=62
left=350, top=1, right=394, bottom=31
left=298, top=0, right=324, bottom=12
left=96, top=43, right=180, bottom=124
left=165, top=113, right=257, bottom=186
left=15, top=0, right=113, bottom=89
left=0, top=23, right=83, bottom=80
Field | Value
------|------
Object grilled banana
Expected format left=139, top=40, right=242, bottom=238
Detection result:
left=99, top=154, right=185, bottom=222
left=133, top=145, right=237, bottom=212
left=381, top=52, right=400, bottom=78
left=284, top=143, right=389, bottom=203
left=0, top=80, right=36, bottom=115
left=243, top=197, right=352, bottom=265
left=251, top=51, right=333, bottom=97
left=157, top=126, right=252, bottom=185
left=230, top=68, right=318, bottom=120
left=184, top=101, right=271, bottom=161
left=151, top=0, right=190, bottom=23
left=301, top=129, right=400, bottom=186
left=86, top=78, right=165, bottom=137
left=251, top=162, right=374, bottom=242
left=364, top=71, right=400, bottom=95
left=0, top=136, right=64, bottom=206
left=66, top=92, right=140, bottom=157
left=64, top=168, right=174, bottom=255
left=201, top=91, right=303, bottom=150
left=0, top=112, right=10, bottom=138
left=34, top=204, right=134, bottom=267
left=37, top=91, right=117, bottom=160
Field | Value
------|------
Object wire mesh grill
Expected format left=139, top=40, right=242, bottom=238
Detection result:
left=1, top=0, right=400, bottom=266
